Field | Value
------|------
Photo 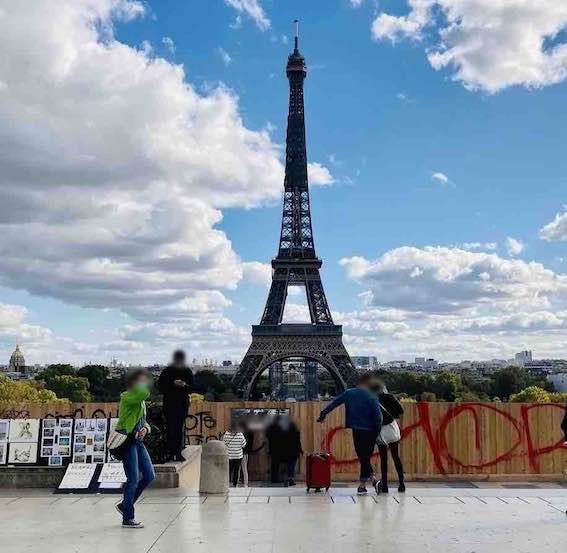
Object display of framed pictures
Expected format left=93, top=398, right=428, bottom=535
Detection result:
left=40, top=418, right=73, bottom=466
left=8, top=419, right=40, bottom=443
left=73, top=418, right=108, bottom=463
left=7, top=442, right=38, bottom=464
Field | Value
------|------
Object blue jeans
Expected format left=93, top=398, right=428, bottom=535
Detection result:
left=121, top=440, right=155, bottom=522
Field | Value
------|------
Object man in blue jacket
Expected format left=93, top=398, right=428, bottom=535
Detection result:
left=317, top=373, right=382, bottom=495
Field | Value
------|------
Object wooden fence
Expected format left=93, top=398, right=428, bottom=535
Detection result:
left=1, top=401, right=566, bottom=480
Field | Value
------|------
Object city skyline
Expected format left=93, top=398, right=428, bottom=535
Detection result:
left=1, top=1, right=567, bottom=365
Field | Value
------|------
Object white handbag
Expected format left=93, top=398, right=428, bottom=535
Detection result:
left=378, top=420, right=401, bottom=446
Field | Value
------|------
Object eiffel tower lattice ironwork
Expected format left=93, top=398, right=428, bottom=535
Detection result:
left=233, top=24, right=358, bottom=399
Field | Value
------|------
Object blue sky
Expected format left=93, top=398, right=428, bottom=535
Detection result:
left=1, top=0, right=567, bottom=365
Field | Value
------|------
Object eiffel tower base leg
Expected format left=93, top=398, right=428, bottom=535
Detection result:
left=233, top=332, right=358, bottom=399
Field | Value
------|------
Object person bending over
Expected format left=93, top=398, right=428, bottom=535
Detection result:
left=158, top=349, right=193, bottom=461
left=115, top=369, right=155, bottom=529
left=317, top=373, right=382, bottom=495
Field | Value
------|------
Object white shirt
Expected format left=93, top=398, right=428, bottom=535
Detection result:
left=222, top=432, right=246, bottom=460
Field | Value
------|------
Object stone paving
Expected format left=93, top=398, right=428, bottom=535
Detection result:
left=0, top=485, right=566, bottom=553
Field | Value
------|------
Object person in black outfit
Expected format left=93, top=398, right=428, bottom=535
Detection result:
left=372, top=379, right=405, bottom=493
left=266, top=415, right=303, bottom=486
left=158, top=350, right=193, bottom=461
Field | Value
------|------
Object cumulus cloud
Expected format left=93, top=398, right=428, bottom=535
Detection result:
left=308, top=162, right=335, bottom=186
left=506, top=237, right=525, bottom=257
left=339, top=246, right=567, bottom=359
left=540, top=208, right=567, bottom=241
left=0, top=0, right=289, bottom=324
left=224, top=0, right=270, bottom=31
left=371, top=0, right=567, bottom=93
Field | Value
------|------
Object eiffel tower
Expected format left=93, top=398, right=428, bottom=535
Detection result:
left=233, top=23, right=358, bottom=399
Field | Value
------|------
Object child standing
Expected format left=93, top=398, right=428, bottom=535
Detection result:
left=223, top=426, right=247, bottom=487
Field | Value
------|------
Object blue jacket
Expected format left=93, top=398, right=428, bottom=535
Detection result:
left=320, top=388, right=382, bottom=432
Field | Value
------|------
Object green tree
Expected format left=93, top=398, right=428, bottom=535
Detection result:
left=510, top=386, right=551, bottom=403
left=37, top=363, right=75, bottom=385
left=431, top=370, right=462, bottom=401
left=193, top=370, right=225, bottom=399
left=47, top=375, right=91, bottom=402
left=77, top=364, right=123, bottom=401
left=489, top=367, right=533, bottom=400
left=0, top=375, right=69, bottom=406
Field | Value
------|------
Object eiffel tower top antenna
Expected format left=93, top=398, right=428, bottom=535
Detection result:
left=294, top=19, right=299, bottom=51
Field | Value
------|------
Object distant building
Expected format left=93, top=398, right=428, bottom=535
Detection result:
left=415, top=357, right=438, bottom=370
left=514, top=351, right=533, bottom=367
left=351, top=356, right=378, bottom=369
left=548, top=373, right=567, bottom=392
left=8, top=345, right=26, bottom=374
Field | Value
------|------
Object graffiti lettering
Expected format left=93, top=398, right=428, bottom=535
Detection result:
left=324, top=402, right=567, bottom=474
left=186, top=411, right=221, bottom=445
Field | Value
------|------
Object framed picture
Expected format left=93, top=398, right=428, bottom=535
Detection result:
left=8, top=419, right=40, bottom=443
left=73, top=418, right=108, bottom=463
left=0, top=442, right=7, bottom=465
left=8, top=442, right=38, bottom=464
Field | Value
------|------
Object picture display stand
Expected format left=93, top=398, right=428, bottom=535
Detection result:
left=72, top=419, right=108, bottom=464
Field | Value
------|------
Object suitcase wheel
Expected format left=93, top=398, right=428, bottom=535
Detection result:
left=306, top=487, right=310, bottom=493
left=326, top=487, right=330, bottom=492
left=315, top=487, right=321, bottom=493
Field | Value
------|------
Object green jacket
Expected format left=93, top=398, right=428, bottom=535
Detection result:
left=116, top=385, right=150, bottom=434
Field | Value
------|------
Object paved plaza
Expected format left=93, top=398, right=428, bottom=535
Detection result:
left=1, top=484, right=566, bottom=553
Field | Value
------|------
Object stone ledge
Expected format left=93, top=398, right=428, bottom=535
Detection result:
left=0, top=445, right=202, bottom=489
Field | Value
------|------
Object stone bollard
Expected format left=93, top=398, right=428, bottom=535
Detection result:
left=199, top=440, right=229, bottom=494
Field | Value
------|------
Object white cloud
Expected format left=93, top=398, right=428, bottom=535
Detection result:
left=0, top=0, right=288, bottom=342
left=217, top=47, right=233, bottom=66
left=224, top=0, right=270, bottom=31
left=462, top=242, right=497, bottom=252
left=242, top=262, right=271, bottom=287
left=349, top=0, right=365, bottom=7
left=162, top=36, right=175, bottom=54
left=506, top=237, right=525, bottom=257
left=308, top=162, right=334, bottom=186
left=431, top=171, right=450, bottom=186
left=339, top=246, right=567, bottom=359
left=540, top=208, right=567, bottom=241
left=371, top=0, right=567, bottom=93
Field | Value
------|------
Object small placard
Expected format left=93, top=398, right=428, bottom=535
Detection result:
left=58, top=463, right=98, bottom=490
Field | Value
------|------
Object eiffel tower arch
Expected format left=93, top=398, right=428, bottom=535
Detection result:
left=233, top=24, right=358, bottom=399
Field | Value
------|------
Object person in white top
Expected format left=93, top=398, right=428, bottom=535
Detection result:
left=223, top=425, right=246, bottom=487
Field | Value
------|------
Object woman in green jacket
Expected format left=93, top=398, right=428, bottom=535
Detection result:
left=115, top=369, right=155, bottom=529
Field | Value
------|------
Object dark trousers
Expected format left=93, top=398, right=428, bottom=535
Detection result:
left=229, top=458, right=242, bottom=486
left=378, top=441, right=404, bottom=486
left=270, top=456, right=297, bottom=482
left=352, top=429, right=379, bottom=480
left=164, top=407, right=186, bottom=459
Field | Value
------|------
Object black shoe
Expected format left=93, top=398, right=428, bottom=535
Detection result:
left=381, top=483, right=389, bottom=493
left=357, top=486, right=368, bottom=495
left=398, top=482, right=406, bottom=493
left=115, top=503, right=123, bottom=516
left=288, top=478, right=296, bottom=486
left=373, top=480, right=381, bottom=495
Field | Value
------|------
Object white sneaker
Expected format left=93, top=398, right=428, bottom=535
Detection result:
left=122, top=520, right=144, bottom=529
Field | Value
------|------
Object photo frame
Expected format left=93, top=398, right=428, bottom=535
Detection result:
left=8, top=419, right=40, bottom=443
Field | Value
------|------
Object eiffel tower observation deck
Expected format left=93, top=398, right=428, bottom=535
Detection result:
left=233, top=22, right=358, bottom=399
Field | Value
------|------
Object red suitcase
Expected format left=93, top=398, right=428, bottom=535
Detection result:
left=306, top=453, right=331, bottom=492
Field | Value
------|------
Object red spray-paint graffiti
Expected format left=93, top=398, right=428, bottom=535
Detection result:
left=323, top=402, right=567, bottom=474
